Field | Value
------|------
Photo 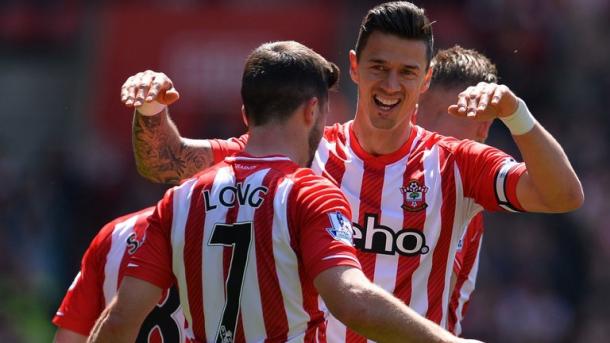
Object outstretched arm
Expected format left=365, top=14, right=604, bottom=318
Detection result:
left=122, top=70, right=215, bottom=184
left=315, top=266, right=481, bottom=343
left=449, top=82, right=584, bottom=213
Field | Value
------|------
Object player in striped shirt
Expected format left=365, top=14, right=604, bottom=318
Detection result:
left=52, top=207, right=190, bottom=343
left=91, top=41, right=473, bottom=343
left=119, top=2, right=583, bottom=340
left=416, top=45, right=500, bottom=335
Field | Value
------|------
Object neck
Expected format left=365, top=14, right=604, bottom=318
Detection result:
left=244, top=124, right=308, bottom=166
left=352, top=108, right=413, bottom=156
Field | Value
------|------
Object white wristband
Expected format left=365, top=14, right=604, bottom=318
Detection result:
left=136, top=100, right=166, bottom=116
left=500, top=98, right=536, bottom=135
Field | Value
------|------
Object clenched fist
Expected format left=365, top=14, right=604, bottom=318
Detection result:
left=121, top=70, right=180, bottom=108
left=448, top=82, right=519, bottom=120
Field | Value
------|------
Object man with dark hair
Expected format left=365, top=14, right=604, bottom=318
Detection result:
left=416, top=45, right=499, bottom=336
left=119, top=1, right=583, bottom=342
left=89, top=41, right=474, bottom=343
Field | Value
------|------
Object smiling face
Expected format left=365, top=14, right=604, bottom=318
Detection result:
left=350, top=31, right=432, bottom=132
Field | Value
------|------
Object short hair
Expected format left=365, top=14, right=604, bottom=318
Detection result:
left=431, top=45, right=498, bottom=88
left=241, top=41, right=339, bottom=126
left=355, top=1, right=434, bottom=66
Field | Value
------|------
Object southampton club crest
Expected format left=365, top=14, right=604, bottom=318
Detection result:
left=400, top=180, right=429, bottom=212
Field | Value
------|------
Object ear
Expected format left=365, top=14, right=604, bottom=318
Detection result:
left=420, top=67, right=433, bottom=94
left=241, top=105, right=249, bottom=128
left=348, top=50, right=359, bottom=84
left=302, top=97, right=319, bottom=126
left=477, top=120, right=493, bottom=143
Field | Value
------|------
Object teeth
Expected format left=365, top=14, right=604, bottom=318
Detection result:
left=375, top=95, right=400, bottom=106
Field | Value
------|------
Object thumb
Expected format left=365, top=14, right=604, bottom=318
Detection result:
left=448, top=105, right=463, bottom=117
left=158, top=88, right=180, bottom=105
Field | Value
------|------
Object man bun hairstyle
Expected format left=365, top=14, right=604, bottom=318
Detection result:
left=355, top=1, right=434, bottom=67
left=431, top=45, right=498, bottom=88
left=241, top=41, right=339, bottom=126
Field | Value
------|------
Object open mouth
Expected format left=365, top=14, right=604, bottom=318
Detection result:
left=373, top=94, right=401, bottom=112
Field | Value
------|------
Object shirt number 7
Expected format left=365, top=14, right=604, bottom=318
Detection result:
left=208, top=221, right=253, bottom=343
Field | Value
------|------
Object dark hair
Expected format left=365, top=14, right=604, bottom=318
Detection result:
left=355, top=1, right=434, bottom=66
left=241, top=41, right=339, bottom=126
left=431, top=45, right=498, bottom=88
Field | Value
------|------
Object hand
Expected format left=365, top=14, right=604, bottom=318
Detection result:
left=121, top=70, right=180, bottom=108
left=448, top=82, right=518, bottom=120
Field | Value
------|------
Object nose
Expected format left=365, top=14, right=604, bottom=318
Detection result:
left=380, top=70, right=400, bottom=93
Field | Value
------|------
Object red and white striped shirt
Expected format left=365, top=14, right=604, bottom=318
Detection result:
left=53, top=208, right=190, bottom=343
left=448, top=213, right=484, bottom=335
left=125, top=154, right=361, bottom=343
left=207, top=121, right=526, bottom=341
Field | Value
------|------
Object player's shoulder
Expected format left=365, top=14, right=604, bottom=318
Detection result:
left=85, top=207, right=155, bottom=257
left=179, top=160, right=231, bottom=190
left=97, top=207, right=154, bottom=238
left=290, top=167, right=338, bottom=187
left=289, top=168, right=346, bottom=202
left=415, top=125, right=492, bottom=156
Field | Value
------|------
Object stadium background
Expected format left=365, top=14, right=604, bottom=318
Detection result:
left=0, top=0, right=608, bottom=342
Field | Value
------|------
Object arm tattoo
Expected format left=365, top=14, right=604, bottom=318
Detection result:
left=133, top=110, right=212, bottom=184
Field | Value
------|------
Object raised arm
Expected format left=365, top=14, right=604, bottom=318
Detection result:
left=448, top=82, right=584, bottom=213
left=122, top=70, right=215, bottom=184
left=315, top=266, right=481, bottom=343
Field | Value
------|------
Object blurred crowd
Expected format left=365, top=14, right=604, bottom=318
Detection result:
left=0, top=1, right=608, bottom=342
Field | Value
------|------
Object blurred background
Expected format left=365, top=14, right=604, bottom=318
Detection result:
left=1, top=0, right=608, bottom=342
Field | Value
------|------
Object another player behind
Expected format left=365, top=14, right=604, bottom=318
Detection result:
left=89, top=41, right=474, bottom=343
left=53, top=208, right=190, bottom=343
left=416, top=45, right=499, bottom=335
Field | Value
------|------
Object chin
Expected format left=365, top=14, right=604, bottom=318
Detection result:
left=370, top=118, right=396, bottom=130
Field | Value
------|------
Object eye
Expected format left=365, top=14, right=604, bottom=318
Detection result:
left=401, top=69, right=416, bottom=76
left=371, top=65, right=387, bottom=72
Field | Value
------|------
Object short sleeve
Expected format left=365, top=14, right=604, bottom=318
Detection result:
left=450, top=139, right=527, bottom=212
left=52, top=230, right=109, bottom=335
left=209, top=134, right=249, bottom=164
left=289, top=172, right=361, bottom=280
left=123, top=190, right=175, bottom=289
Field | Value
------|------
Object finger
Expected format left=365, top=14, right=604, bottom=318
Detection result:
left=145, top=73, right=170, bottom=102
left=134, top=72, right=154, bottom=107
left=448, top=104, right=462, bottom=116
left=457, top=86, right=474, bottom=114
left=491, top=84, right=504, bottom=105
left=123, top=76, right=139, bottom=107
left=477, top=83, right=496, bottom=112
left=161, top=87, right=180, bottom=105
left=467, top=90, right=479, bottom=117
left=121, top=77, right=134, bottom=105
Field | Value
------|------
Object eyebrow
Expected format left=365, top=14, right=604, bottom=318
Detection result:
left=367, top=58, right=421, bottom=70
